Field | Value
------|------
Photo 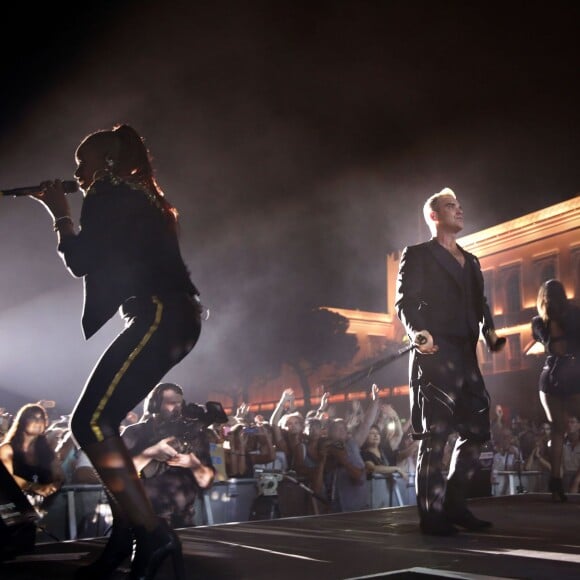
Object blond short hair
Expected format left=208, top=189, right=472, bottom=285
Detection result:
left=423, top=187, right=456, bottom=229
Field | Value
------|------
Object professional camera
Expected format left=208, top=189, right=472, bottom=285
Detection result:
left=253, top=468, right=284, bottom=496
left=159, top=401, right=228, bottom=454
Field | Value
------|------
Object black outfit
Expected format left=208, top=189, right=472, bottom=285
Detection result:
left=12, top=447, right=54, bottom=486
left=122, top=419, right=214, bottom=528
left=60, top=174, right=202, bottom=448
left=531, top=306, right=580, bottom=397
left=11, top=442, right=59, bottom=511
left=361, top=449, right=390, bottom=475
left=395, top=239, right=497, bottom=527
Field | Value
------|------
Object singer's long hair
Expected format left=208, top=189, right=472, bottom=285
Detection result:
left=77, top=124, right=179, bottom=231
left=537, top=279, right=569, bottom=324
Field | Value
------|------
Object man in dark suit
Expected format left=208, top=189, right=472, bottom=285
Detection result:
left=395, top=187, right=505, bottom=536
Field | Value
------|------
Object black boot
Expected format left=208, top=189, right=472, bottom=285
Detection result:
left=419, top=512, right=459, bottom=536
left=445, top=507, right=493, bottom=531
left=77, top=437, right=160, bottom=577
left=549, top=477, right=567, bottom=502
left=129, top=518, right=185, bottom=580
left=444, top=473, right=492, bottom=531
left=75, top=523, right=134, bottom=580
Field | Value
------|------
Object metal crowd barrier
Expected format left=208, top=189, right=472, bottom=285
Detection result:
left=38, top=473, right=419, bottom=541
left=38, top=484, right=111, bottom=542
left=367, top=473, right=416, bottom=508
left=492, top=470, right=549, bottom=496
left=200, top=478, right=258, bottom=525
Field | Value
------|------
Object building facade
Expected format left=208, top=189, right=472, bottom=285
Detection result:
left=328, top=196, right=580, bottom=420
left=215, top=197, right=580, bottom=419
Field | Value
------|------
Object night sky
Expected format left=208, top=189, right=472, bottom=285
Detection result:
left=1, top=1, right=579, bottom=410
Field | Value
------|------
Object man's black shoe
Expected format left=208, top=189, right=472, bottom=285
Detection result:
left=447, top=509, right=492, bottom=531
left=419, top=515, right=459, bottom=536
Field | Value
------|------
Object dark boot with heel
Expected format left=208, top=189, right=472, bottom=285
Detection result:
left=445, top=507, right=493, bottom=531
left=75, top=523, right=134, bottom=580
left=129, top=518, right=185, bottom=580
left=444, top=477, right=492, bottom=531
left=80, top=438, right=184, bottom=579
left=419, top=512, right=459, bottom=536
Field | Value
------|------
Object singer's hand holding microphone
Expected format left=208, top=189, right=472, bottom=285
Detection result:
left=487, top=329, right=507, bottom=353
left=16, top=179, right=76, bottom=233
left=414, top=330, right=438, bottom=354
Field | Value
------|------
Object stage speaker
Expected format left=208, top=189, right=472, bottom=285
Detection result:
left=0, top=461, right=38, bottom=562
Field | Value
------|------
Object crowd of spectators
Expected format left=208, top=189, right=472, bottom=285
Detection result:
left=1, top=390, right=580, bottom=533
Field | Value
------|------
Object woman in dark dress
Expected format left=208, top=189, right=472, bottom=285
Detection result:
left=531, top=279, right=580, bottom=502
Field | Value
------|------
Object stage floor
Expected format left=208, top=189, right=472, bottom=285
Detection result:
left=1, top=493, right=579, bottom=579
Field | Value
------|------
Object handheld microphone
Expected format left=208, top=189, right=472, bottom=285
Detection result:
left=397, top=332, right=428, bottom=355
left=491, top=336, right=507, bottom=352
left=0, top=180, right=80, bottom=197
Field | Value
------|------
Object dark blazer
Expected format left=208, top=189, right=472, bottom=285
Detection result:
left=395, top=239, right=495, bottom=348
left=57, top=175, right=198, bottom=339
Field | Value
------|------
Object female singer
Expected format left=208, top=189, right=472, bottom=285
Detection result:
left=32, top=124, right=202, bottom=580
left=531, top=279, right=580, bottom=502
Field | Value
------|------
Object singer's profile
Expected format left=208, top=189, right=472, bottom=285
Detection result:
left=28, top=124, right=204, bottom=580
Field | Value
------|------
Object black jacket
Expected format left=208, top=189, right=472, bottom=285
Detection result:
left=58, top=175, right=198, bottom=339
left=395, top=239, right=495, bottom=347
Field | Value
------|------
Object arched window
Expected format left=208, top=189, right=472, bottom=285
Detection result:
left=483, top=270, right=494, bottom=314
left=504, top=267, right=521, bottom=313
left=533, top=254, right=558, bottom=291
left=507, top=334, right=522, bottom=369
left=540, top=262, right=556, bottom=283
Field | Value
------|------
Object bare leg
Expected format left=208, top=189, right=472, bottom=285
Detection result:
left=539, top=392, right=578, bottom=479
left=540, top=392, right=568, bottom=501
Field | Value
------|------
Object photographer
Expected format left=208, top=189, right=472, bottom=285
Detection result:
left=121, top=383, right=216, bottom=528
